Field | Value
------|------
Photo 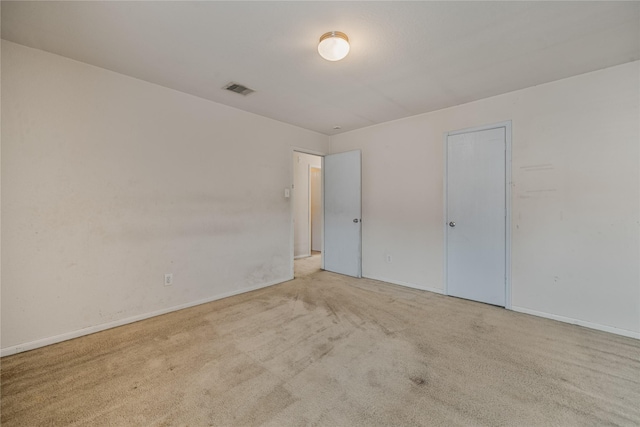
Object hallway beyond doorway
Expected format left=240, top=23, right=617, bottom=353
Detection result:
left=294, top=251, right=321, bottom=278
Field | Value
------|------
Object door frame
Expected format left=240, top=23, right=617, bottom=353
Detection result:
left=290, top=147, right=325, bottom=279
left=442, top=121, right=512, bottom=309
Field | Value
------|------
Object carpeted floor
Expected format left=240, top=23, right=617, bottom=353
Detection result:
left=2, top=254, right=639, bottom=426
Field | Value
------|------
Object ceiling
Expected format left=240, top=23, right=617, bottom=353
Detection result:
left=2, top=1, right=639, bottom=135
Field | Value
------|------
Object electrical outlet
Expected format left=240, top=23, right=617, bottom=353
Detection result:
left=386, top=255, right=392, bottom=263
left=164, top=273, right=173, bottom=286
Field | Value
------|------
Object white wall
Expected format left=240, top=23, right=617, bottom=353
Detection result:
left=293, top=152, right=322, bottom=258
left=1, top=41, right=329, bottom=354
left=331, top=61, right=640, bottom=338
left=2, top=40, right=638, bottom=354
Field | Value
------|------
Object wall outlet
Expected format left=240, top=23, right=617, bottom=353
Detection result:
left=164, top=273, right=173, bottom=286
left=386, top=254, right=392, bottom=263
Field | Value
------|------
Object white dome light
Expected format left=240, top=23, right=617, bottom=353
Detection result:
left=318, top=31, right=350, bottom=61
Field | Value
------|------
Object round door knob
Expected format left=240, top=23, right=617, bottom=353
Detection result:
left=449, top=221, right=456, bottom=227
left=353, top=219, right=359, bottom=223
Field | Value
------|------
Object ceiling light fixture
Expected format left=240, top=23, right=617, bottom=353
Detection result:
left=318, top=31, right=350, bottom=61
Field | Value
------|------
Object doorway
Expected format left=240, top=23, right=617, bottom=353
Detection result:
left=444, top=122, right=511, bottom=307
left=290, top=149, right=362, bottom=280
left=310, top=166, right=322, bottom=254
left=293, top=152, right=323, bottom=260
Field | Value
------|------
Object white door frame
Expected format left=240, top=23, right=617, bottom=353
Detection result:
left=290, top=147, right=325, bottom=279
left=443, top=121, right=512, bottom=309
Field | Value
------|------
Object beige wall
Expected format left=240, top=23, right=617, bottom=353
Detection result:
left=1, top=41, right=329, bottom=354
left=331, top=61, right=640, bottom=337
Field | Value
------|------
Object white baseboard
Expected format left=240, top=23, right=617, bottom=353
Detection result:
left=511, top=306, right=640, bottom=339
left=5, top=279, right=636, bottom=357
left=1, top=278, right=288, bottom=357
left=364, top=275, right=444, bottom=295
left=294, top=253, right=311, bottom=259
left=365, top=276, right=638, bottom=340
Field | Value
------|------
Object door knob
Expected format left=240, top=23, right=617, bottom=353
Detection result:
left=449, top=221, right=456, bottom=227
left=353, top=219, right=360, bottom=223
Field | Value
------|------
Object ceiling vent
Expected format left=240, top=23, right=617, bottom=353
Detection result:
left=224, top=82, right=255, bottom=96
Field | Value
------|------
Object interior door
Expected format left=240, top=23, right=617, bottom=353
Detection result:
left=324, top=150, right=361, bottom=277
left=446, top=127, right=506, bottom=306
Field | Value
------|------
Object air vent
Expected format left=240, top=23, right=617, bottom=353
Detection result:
left=224, top=82, right=255, bottom=96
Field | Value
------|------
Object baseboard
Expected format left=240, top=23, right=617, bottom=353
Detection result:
left=511, top=306, right=640, bottom=339
left=6, top=280, right=635, bottom=357
left=1, top=278, right=288, bottom=357
left=364, top=278, right=638, bottom=340
left=294, top=253, right=310, bottom=260
left=364, top=275, right=444, bottom=295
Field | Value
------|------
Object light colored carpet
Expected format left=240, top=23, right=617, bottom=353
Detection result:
left=2, top=254, right=639, bottom=426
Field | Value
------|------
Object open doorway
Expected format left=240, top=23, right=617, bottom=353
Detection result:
left=290, top=149, right=361, bottom=279
left=293, top=152, right=323, bottom=260
left=310, top=166, right=322, bottom=254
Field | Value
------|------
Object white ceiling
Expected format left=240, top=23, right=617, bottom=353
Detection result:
left=2, top=1, right=639, bottom=135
